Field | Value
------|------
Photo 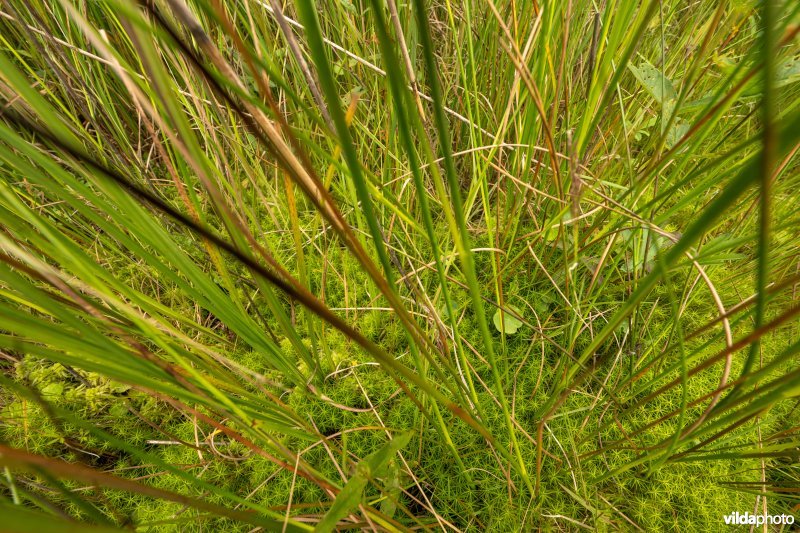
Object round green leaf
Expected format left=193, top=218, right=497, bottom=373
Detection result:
left=493, top=305, right=524, bottom=335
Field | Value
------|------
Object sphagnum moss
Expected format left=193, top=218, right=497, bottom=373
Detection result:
left=1, top=0, right=800, bottom=530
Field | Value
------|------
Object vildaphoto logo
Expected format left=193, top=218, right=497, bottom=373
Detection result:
left=723, top=512, right=795, bottom=526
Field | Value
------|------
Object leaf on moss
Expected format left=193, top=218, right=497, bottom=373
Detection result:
left=493, top=305, right=524, bottom=335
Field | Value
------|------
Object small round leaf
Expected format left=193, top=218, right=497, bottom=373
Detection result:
left=493, top=305, right=524, bottom=335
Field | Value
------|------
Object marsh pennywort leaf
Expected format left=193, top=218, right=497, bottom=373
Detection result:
left=493, top=305, right=524, bottom=335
